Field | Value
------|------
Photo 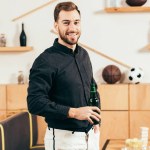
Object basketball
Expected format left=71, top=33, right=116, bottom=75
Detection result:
left=102, top=65, right=121, bottom=84
left=126, top=0, right=147, bottom=6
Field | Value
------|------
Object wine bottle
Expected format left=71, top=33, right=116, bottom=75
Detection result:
left=88, top=82, right=100, bottom=125
left=20, top=23, right=27, bottom=46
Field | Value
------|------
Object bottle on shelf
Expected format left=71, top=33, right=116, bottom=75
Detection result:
left=20, top=23, right=27, bottom=46
left=88, top=82, right=100, bottom=125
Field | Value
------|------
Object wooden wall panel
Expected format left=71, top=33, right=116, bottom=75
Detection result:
left=130, top=84, right=150, bottom=110
left=6, top=84, right=28, bottom=110
left=100, top=111, right=129, bottom=149
left=98, top=84, right=128, bottom=110
left=130, top=111, right=150, bottom=139
left=0, top=85, right=6, bottom=120
left=0, top=111, right=6, bottom=120
left=0, top=85, right=6, bottom=110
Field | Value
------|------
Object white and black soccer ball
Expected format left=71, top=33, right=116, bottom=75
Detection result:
left=128, top=67, right=144, bottom=84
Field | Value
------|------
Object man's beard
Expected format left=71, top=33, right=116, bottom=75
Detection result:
left=58, top=29, right=80, bottom=45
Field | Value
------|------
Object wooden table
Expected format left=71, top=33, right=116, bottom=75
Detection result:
left=102, top=139, right=126, bottom=150
left=102, top=139, right=150, bottom=150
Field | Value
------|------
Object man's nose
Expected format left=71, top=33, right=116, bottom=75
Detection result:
left=68, top=23, right=76, bottom=30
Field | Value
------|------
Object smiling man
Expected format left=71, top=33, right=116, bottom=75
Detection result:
left=55, top=10, right=81, bottom=47
left=27, top=2, right=101, bottom=150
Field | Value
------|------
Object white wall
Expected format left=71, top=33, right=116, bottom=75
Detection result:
left=0, top=0, right=150, bottom=84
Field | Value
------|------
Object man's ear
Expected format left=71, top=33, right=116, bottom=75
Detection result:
left=54, top=22, right=58, bottom=33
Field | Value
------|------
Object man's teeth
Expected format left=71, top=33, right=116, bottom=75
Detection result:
left=68, top=33, right=76, bottom=36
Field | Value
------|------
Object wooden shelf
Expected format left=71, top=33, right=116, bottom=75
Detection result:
left=0, top=46, right=33, bottom=52
left=105, top=7, right=150, bottom=13
left=147, top=44, right=150, bottom=49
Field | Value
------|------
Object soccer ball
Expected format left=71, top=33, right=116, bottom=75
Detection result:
left=127, top=67, right=144, bottom=84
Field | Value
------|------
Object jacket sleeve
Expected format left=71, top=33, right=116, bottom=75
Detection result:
left=27, top=56, right=70, bottom=120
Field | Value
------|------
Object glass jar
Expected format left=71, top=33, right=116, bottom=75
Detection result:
left=18, top=71, right=24, bottom=84
left=0, top=34, right=6, bottom=47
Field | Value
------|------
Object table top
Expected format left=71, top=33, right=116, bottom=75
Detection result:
left=102, top=139, right=126, bottom=150
left=102, top=139, right=150, bottom=150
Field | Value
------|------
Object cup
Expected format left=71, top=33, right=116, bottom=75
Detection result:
left=140, top=127, right=149, bottom=150
left=140, top=127, right=149, bottom=131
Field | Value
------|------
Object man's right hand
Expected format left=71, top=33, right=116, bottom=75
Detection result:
left=68, top=106, right=101, bottom=124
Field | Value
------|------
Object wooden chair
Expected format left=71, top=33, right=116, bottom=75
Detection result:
left=29, top=113, right=45, bottom=150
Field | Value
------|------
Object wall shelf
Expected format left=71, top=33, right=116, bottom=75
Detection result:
left=0, top=46, right=33, bottom=52
left=105, top=7, right=150, bottom=13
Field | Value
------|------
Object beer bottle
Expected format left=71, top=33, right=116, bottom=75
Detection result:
left=89, top=83, right=100, bottom=125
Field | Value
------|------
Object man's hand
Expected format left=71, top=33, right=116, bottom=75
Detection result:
left=68, top=106, right=101, bottom=124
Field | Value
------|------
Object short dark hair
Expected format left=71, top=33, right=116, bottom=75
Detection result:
left=54, top=1, right=80, bottom=22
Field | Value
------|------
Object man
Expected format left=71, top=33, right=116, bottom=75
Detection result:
left=27, top=1, right=101, bottom=150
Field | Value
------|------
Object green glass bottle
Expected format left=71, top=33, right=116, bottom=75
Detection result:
left=89, top=83, right=100, bottom=125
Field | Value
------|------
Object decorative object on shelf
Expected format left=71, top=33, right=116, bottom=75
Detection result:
left=18, top=71, right=24, bottom=84
left=106, top=0, right=122, bottom=8
left=127, top=67, right=144, bottom=84
left=102, top=65, right=122, bottom=84
left=0, top=34, right=6, bottom=47
left=20, top=23, right=27, bottom=46
left=116, top=0, right=122, bottom=7
left=106, top=0, right=116, bottom=7
left=126, top=0, right=147, bottom=6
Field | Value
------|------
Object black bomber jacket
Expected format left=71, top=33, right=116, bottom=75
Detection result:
left=27, top=39, right=100, bottom=132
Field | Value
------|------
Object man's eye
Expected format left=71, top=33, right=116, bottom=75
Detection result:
left=74, top=22, right=79, bottom=25
left=63, top=22, right=69, bottom=25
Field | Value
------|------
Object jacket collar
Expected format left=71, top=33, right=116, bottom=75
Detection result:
left=53, top=38, right=79, bottom=55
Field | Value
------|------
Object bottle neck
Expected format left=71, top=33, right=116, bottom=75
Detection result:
left=22, top=23, right=24, bottom=31
left=90, top=84, right=97, bottom=98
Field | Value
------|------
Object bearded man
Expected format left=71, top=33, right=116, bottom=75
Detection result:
left=27, top=2, right=101, bottom=150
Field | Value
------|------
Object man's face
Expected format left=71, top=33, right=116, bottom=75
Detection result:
left=55, top=10, right=81, bottom=48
